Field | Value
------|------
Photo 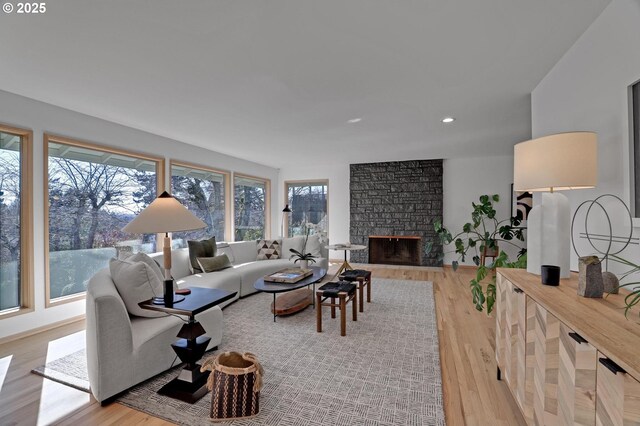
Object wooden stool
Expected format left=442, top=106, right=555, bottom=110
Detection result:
left=339, top=269, right=372, bottom=313
left=316, top=282, right=357, bottom=336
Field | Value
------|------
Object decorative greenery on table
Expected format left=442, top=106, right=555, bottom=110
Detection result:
left=429, top=194, right=527, bottom=314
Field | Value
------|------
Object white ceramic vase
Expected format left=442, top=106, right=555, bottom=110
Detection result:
left=299, top=260, right=309, bottom=270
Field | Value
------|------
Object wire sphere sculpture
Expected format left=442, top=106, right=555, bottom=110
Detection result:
left=570, top=194, right=636, bottom=268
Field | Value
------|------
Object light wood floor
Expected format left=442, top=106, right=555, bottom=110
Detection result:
left=0, top=265, right=525, bottom=425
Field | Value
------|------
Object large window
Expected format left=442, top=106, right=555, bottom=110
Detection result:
left=171, top=161, right=230, bottom=246
left=45, top=135, right=163, bottom=304
left=0, top=126, right=32, bottom=316
left=234, top=174, right=270, bottom=241
left=285, top=180, right=328, bottom=237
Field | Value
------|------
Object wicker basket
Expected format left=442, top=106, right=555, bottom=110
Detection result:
left=200, top=351, right=264, bottom=421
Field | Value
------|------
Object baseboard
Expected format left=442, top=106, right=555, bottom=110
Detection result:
left=0, top=314, right=85, bottom=346
left=443, top=264, right=478, bottom=271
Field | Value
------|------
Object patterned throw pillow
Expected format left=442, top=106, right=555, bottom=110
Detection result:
left=257, top=239, right=281, bottom=260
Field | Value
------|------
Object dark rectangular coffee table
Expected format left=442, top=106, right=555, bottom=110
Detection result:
left=139, top=287, right=236, bottom=403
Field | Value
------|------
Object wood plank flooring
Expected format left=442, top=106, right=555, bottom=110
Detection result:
left=0, top=264, right=525, bottom=425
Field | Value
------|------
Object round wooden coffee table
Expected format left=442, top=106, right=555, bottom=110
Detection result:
left=254, top=266, right=327, bottom=322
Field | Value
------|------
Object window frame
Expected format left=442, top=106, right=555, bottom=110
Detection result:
left=232, top=172, right=271, bottom=241
left=283, top=179, right=329, bottom=238
left=631, top=79, right=640, bottom=223
left=0, top=124, right=33, bottom=319
left=169, top=159, right=232, bottom=242
left=44, top=133, right=165, bottom=308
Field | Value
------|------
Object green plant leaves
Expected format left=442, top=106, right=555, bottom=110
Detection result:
left=433, top=193, right=528, bottom=315
left=454, top=238, right=465, bottom=253
left=486, top=282, right=496, bottom=313
left=289, top=248, right=316, bottom=261
left=603, top=255, right=640, bottom=318
left=434, top=219, right=454, bottom=245
left=498, top=225, right=514, bottom=240
left=469, top=278, right=486, bottom=312
left=424, top=241, right=434, bottom=255
left=476, top=265, right=488, bottom=281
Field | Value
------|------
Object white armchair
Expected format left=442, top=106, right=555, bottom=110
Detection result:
left=85, top=268, right=223, bottom=403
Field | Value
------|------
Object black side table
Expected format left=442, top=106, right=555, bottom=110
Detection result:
left=139, top=287, right=236, bottom=403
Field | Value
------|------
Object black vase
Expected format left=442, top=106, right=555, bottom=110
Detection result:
left=541, top=265, right=560, bottom=286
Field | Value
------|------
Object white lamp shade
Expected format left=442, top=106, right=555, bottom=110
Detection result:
left=122, top=191, right=206, bottom=234
left=513, top=132, right=598, bottom=192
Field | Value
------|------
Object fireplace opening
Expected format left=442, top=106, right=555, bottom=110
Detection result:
left=368, top=236, right=421, bottom=266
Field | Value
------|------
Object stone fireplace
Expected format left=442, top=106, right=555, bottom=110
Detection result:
left=349, top=159, right=443, bottom=266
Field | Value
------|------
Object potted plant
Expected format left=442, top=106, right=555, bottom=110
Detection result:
left=607, top=254, right=640, bottom=319
left=432, top=194, right=527, bottom=314
left=289, top=223, right=317, bottom=269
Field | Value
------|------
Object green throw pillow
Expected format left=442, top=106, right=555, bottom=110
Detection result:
left=196, top=254, right=231, bottom=273
left=188, top=236, right=217, bottom=273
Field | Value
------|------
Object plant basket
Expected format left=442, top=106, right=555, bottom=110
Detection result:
left=482, top=243, right=499, bottom=258
left=200, top=351, right=264, bottom=421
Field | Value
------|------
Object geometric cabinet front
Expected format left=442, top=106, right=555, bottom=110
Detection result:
left=596, top=356, right=640, bottom=426
left=495, top=270, right=640, bottom=426
left=557, top=323, right=597, bottom=426
left=531, top=301, right=560, bottom=426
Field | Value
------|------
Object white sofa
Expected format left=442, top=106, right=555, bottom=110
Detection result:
left=86, top=235, right=327, bottom=403
left=151, top=235, right=328, bottom=303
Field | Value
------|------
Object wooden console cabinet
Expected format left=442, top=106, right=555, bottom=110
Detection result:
left=496, top=269, right=640, bottom=426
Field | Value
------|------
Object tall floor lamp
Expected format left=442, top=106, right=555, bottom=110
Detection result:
left=123, top=191, right=206, bottom=305
left=513, top=132, right=597, bottom=278
left=281, top=204, right=292, bottom=237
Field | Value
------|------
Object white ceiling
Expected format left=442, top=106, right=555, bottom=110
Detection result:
left=0, top=0, right=610, bottom=168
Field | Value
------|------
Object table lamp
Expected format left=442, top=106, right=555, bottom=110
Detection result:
left=123, top=191, right=206, bottom=305
left=514, top=132, right=597, bottom=278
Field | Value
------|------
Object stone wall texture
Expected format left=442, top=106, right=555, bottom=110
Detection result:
left=350, top=159, right=443, bottom=266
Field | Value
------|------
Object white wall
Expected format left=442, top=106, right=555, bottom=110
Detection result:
left=531, top=0, right=640, bottom=272
left=0, top=90, right=279, bottom=340
left=280, top=154, right=518, bottom=266
left=443, top=155, right=523, bottom=266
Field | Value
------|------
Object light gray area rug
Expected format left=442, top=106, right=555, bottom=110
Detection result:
left=34, top=278, right=445, bottom=425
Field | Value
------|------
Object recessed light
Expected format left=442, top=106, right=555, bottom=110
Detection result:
left=441, top=117, right=455, bottom=123
left=347, top=118, right=362, bottom=124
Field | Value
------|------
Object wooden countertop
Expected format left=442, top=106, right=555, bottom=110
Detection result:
left=498, top=268, right=640, bottom=380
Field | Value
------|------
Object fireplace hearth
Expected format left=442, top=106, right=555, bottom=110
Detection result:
left=369, top=236, right=421, bottom=266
